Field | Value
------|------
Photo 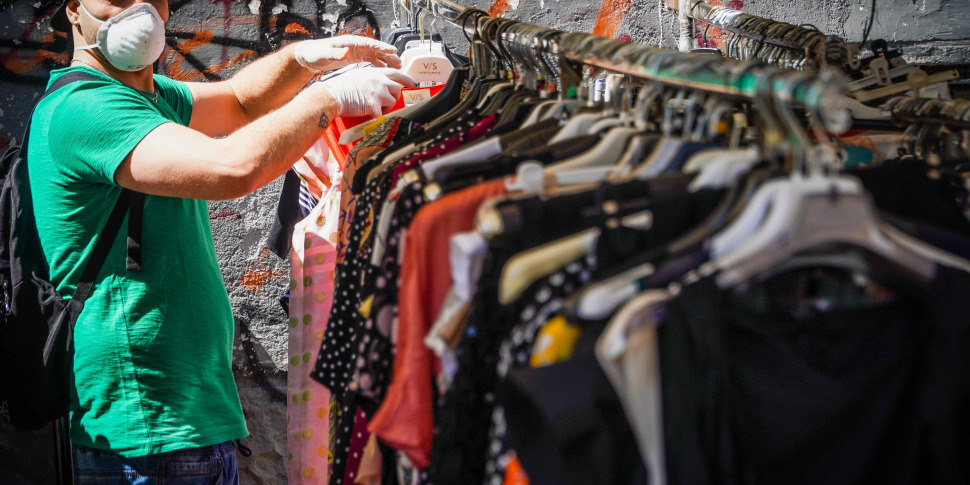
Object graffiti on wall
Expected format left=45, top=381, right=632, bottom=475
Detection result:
left=0, top=0, right=383, bottom=150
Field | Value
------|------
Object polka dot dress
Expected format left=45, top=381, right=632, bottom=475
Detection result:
left=312, top=171, right=392, bottom=396
left=353, top=181, right=428, bottom=409
left=432, top=250, right=597, bottom=485
left=316, top=172, right=393, bottom=485
left=317, top=110, right=484, bottom=485
left=484, top=253, right=598, bottom=485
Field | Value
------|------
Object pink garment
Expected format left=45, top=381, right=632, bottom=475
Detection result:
left=287, top=138, right=343, bottom=484
left=369, top=179, right=508, bottom=468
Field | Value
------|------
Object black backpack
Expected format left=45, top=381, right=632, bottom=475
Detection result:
left=0, top=71, right=143, bottom=430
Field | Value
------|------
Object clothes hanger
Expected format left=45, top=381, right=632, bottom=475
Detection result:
left=487, top=25, right=549, bottom=129
left=708, top=71, right=939, bottom=294
left=628, top=53, right=740, bottom=180
left=473, top=19, right=517, bottom=113
left=544, top=77, right=645, bottom=173
left=495, top=24, right=557, bottom=132
left=508, top=26, right=565, bottom=128
left=606, top=77, right=667, bottom=179
left=401, top=7, right=454, bottom=85
left=565, top=62, right=780, bottom=320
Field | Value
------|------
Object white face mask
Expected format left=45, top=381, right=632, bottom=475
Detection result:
left=74, top=0, right=166, bottom=72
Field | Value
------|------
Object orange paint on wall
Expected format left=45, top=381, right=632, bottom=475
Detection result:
left=487, top=0, right=511, bottom=18
left=0, top=33, right=69, bottom=75
left=286, top=22, right=311, bottom=36
left=591, top=0, right=633, bottom=40
left=240, top=268, right=286, bottom=292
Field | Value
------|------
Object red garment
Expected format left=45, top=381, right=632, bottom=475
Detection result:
left=367, top=179, right=509, bottom=468
left=322, top=84, right=446, bottom=165
left=390, top=114, right=498, bottom=185
left=342, top=408, right=371, bottom=485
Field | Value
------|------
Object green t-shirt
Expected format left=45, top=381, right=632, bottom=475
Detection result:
left=26, top=66, right=247, bottom=457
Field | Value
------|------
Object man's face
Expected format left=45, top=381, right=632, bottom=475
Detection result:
left=69, top=0, right=170, bottom=35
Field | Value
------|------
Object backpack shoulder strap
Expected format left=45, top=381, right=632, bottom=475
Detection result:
left=45, top=71, right=102, bottom=96
left=72, top=189, right=134, bottom=303
left=21, top=71, right=143, bottom=301
left=14, top=71, right=102, bottom=167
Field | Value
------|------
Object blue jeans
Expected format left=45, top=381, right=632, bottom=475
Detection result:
left=72, top=441, right=239, bottom=484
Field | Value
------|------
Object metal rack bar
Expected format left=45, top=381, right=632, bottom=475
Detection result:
left=402, top=0, right=849, bottom=126
left=883, top=96, right=970, bottom=128
left=686, top=1, right=858, bottom=69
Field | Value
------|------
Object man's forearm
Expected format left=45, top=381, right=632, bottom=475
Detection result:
left=217, top=83, right=338, bottom=196
left=226, top=43, right=315, bottom=121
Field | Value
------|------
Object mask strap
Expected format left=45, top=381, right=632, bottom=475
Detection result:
left=74, top=0, right=102, bottom=51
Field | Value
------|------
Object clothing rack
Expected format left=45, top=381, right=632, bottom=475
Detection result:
left=882, top=96, right=970, bottom=128
left=685, top=1, right=859, bottom=70
left=402, top=0, right=851, bottom=133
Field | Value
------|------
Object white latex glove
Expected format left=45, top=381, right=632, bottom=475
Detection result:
left=294, top=35, right=402, bottom=72
left=316, top=67, right=415, bottom=118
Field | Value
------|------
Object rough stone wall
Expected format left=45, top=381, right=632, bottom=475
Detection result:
left=1, top=0, right=969, bottom=483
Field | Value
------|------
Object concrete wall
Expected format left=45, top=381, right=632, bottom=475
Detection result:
left=1, top=0, right=969, bottom=482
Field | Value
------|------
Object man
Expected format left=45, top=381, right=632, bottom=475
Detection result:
left=27, top=0, right=412, bottom=481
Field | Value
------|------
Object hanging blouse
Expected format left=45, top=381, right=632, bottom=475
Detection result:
left=430, top=246, right=596, bottom=485
left=369, top=179, right=509, bottom=469
left=484, top=253, right=597, bottom=485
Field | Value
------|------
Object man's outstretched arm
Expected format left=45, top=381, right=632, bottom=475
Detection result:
left=186, top=36, right=401, bottom=137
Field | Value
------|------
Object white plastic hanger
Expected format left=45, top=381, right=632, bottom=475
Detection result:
left=574, top=263, right=658, bottom=321
left=548, top=126, right=639, bottom=171
left=687, top=148, right=759, bottom=191
left=520, top=99, right=558, bottom=128
left=401, top=15, right=453, bottom=86
left=547, top=112, right=602, bottom=143
left=420, top=136, right=504, bottom=178
left=710, top=172, right=936, bottom=288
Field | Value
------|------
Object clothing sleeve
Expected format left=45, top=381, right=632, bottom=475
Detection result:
left=153, top=74, right=193, bottom=126
left=48, top=81, right=179, bottom=185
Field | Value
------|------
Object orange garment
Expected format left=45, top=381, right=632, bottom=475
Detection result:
left=323, top=84, right=447, bottom=165
left=503, top=455, right=530, bottom=485
left=368, top=179, right=508, bottom=468
left=354, top=435, right=383, bottom=485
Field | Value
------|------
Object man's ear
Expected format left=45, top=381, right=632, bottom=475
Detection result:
left=65, top=0, right=81, bottom=26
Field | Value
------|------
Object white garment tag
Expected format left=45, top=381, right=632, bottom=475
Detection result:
left=403, top=88, right=433, bottom=105
left=449, top=231, right=488, bottom=301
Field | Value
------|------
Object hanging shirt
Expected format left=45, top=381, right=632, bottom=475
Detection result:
left=369, top=179, right=509, bottom=468
left=659, top=265, right=970, bottom=485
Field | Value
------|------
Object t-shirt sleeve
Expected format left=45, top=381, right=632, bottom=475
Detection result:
left=48, top=81, right=178, bottom=185
left=154, top=74, right=193, bottom=126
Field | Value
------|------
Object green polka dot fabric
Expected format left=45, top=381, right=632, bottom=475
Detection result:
left=287, top=141, right=343, bottom=484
